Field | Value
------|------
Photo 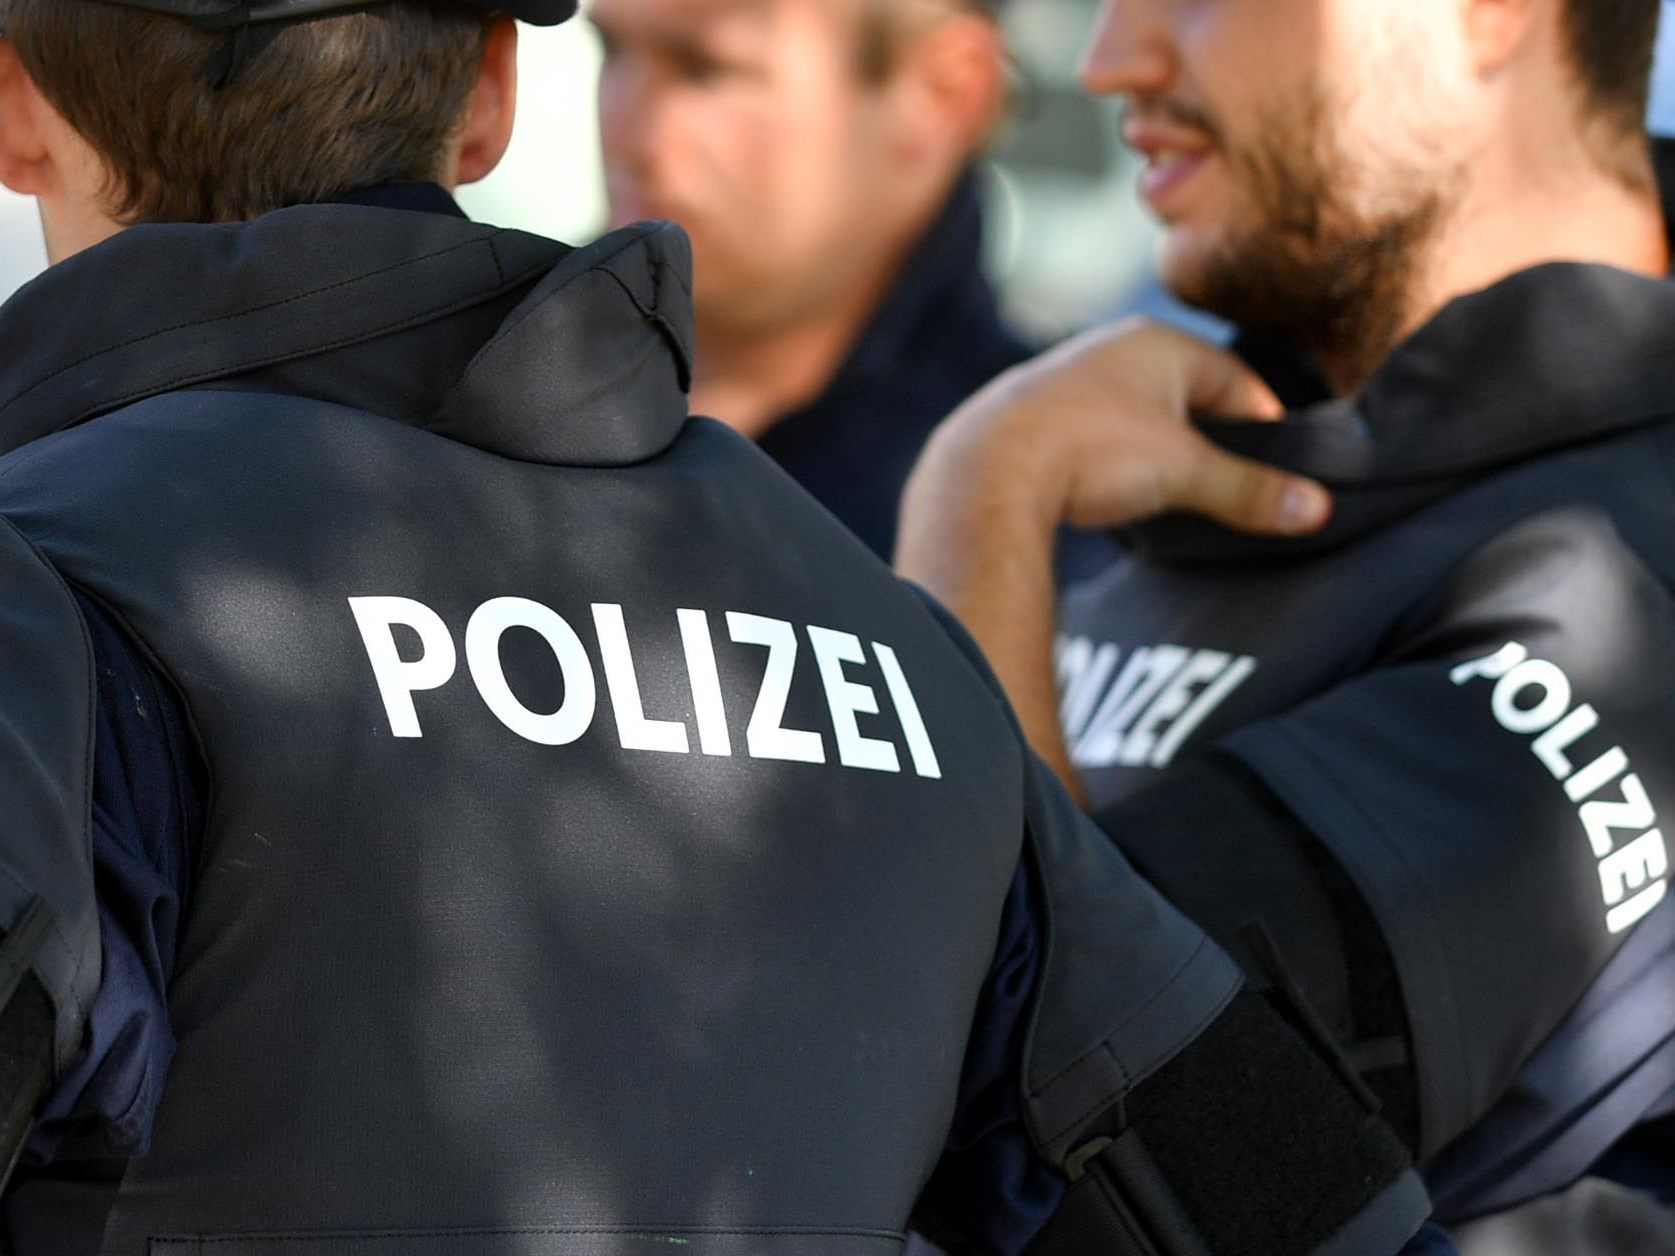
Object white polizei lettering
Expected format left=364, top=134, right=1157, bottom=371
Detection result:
left=1054, top=634, right=1080, bottom=677
left=1057, top=636, right=1256, bottom=771
left=1580, top=774, right=1657, bottom=859
left=1491, top=660, right=1573, bottom=734
left=348, top=596, right=459, bottom=738
left=465, top=597, right=597, bottom=746
left=726, top=612, right=826, bottom=764
left=1454, top=640, right=1666, bottom=935
left=1059, top=639, right=1121, bottom=743
left=1072, top=648, right=1154, bottom=766
left=1450, top=641, right=1529, bottom=687
left=1532, top=704, right=1600, bottom=780
left=1599, top=829, right=1669, bottom=911
left=1055, top=637, right=1092, bottom=719
left=1608, top=879, right=1670, bottom=935
left=592, top=604, right=690, bottom=755
left=352, top=596, right=945, bottom=782
left=1074, top=645, right=1190, bottom=768
left=1121, top=650, right=1231, bottom=767
left=1151, top=655, right=1258, bottom=769
left=676, top=609, right=731, bottom=757
left=807, top=626, right=900, bottom=773
left=874, top=643, right=941, bottom=780
left=1565, top=747, right=1629, bottom=804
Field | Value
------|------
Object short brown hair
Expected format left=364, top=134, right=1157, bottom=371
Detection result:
left=5, top=0, right=492, bottom=224
left=854, top=0, right=998, bottom=85
left=1560, top=0, right=1661, bottom=138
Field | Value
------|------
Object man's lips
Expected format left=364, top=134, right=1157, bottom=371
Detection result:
left=1123, top=119, right=1216, bottom=215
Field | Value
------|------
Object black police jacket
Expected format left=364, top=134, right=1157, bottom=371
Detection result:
left=0, top=202, right=1421, bottom=1254
left=1057, top=259, right=1675, bottom=1210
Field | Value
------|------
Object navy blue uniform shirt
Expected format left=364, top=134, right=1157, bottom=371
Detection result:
left=757, top=171, right=1117, bottom=585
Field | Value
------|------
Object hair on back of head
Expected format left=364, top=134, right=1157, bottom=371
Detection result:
left=1560, top=0, right=1661, bottom=139
left=4, top=0, right=492, bottom=225
left=853, top=0, right=999, bottom=85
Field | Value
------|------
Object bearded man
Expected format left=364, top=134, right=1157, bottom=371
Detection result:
left=899, top=0, right=1675, bottom=1250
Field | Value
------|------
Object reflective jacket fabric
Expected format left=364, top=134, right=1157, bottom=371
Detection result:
left=1057, top=261, right=1675, bottom=1209
left=0, top=207, right=1237, bottom=1253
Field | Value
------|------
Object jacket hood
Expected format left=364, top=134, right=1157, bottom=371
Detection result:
left=0, top=203, right=696, bottom=468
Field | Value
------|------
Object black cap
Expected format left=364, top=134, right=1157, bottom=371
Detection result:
left=76, top=0, right=576, bottom=27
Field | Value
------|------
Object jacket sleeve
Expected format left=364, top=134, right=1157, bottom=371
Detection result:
left=0, top=516, right=100, bottom=1184
left=1102, top=505, right=1675, bottom=1161
left=912, top=589, right=1426, bottom=1256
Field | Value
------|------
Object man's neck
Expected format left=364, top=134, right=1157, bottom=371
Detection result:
left=688, top=188, right=952, bottom=438
left=39, top=192, right=123, bottom=266
left=689, top=283, right=890, bottom=438
left=1319, top=138, right=1669, bottom=396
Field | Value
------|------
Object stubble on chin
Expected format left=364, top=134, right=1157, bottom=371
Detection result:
left=1169, top=81, right=1460, bottom=395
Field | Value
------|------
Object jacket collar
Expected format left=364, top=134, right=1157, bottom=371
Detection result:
left=0, top=194, right=695, bottom=468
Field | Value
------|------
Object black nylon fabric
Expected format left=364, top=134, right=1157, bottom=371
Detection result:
left=0, top=521, right=98, bottom=1075
left=1094, top=757, right=1353, bottom=1043
left=0, top=969, right=52, bottom=1188
left=1095, top=756, right=1420, bottom=1150
left=0, top=207, right=1239, bottom=1254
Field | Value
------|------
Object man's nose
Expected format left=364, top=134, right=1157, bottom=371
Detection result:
left=1079, top=0, right=1175, bottom=99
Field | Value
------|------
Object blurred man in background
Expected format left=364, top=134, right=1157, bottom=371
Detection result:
left=593, top=0, right=1108, bottom=575
left=900, top=0, right=1675, bottom=1251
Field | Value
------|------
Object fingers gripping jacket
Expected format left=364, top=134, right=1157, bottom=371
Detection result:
left=1019, top=758, right=1426, bottom=1255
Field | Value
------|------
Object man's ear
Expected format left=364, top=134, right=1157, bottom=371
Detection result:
left=453, top=18, right=520, bottom=188
left=0, top=42, right=56, bottom=197
left=1460, top=0, right=1540, bottom=77
left=891, top=13, right=1008, bottom=163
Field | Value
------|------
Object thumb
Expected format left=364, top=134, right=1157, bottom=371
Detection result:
left=1172, top=443, right=1332, bottom=536
left=1185, top=345, right=1285, bottom=420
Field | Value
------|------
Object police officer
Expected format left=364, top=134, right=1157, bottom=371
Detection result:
left=897, top=0, right=1675, bottom=1249
left=0, top=2, right=1432, bottom=1253
left=593, top=0, right=1113, bottom=582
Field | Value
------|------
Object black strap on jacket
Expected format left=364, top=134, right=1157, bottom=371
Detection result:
left=1027, top=1127, right=1210, bottom=1256
left=0, top=899, right=58, bottom=1196
left=1023, top=988, right=1426, bottom=1256
left=1026, top=935, right=1391, bottom=1256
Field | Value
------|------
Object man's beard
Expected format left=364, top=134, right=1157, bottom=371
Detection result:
left=1166, top=86, right=1457, bottom=394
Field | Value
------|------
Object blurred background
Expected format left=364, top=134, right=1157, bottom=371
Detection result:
left=2, top=0, right=1674, bottom=332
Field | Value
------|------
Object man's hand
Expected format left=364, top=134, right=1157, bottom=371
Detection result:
left=908, top=318, right=1330, bottom=538
left=896, top=319, right=1330, bottom=796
